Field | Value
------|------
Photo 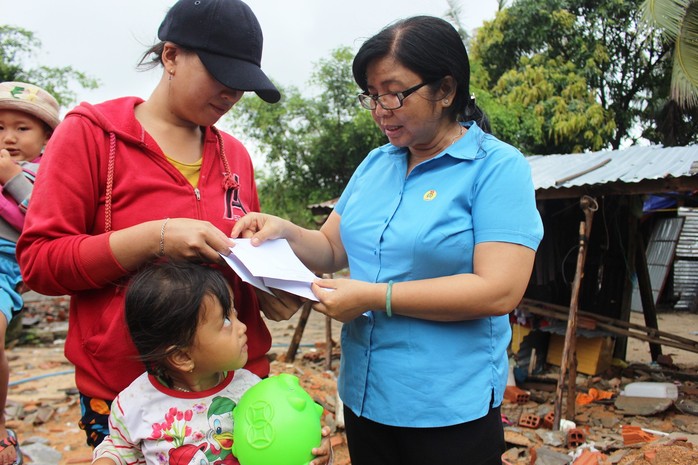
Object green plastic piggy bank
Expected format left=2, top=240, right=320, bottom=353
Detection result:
left=232, top=373, right=323, bottom=465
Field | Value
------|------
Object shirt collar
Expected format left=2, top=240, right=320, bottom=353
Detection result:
left=384, top=121, right=484, bottom=161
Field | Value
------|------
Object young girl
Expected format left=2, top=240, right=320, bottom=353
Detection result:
left=92, top=260, right=332, bottom=465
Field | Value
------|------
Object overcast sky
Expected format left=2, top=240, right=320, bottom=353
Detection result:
left=4, top=0, right=500, bottom=109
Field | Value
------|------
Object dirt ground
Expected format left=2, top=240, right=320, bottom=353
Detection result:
left=624, top=310, right=698, bottom=366
left=6, top=296, right=698, bottom=465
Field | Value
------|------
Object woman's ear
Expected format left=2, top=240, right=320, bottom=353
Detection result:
left=161, top=42, right=179, bottom=74
left=439, top=76, right=457, bottom=105
left=166, top=346, right=194, bottom=373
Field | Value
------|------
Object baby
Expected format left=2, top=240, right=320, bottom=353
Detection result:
left=0, top=80, right=60, bottom=465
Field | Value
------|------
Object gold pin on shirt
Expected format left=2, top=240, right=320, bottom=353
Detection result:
left=423, top=190, right=437, bottom=201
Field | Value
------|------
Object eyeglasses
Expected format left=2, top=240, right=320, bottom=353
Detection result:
left=357, top=80, right=437, bottom=110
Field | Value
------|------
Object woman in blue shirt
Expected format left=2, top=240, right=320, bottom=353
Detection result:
left=233, top=15, right=543, bottom=465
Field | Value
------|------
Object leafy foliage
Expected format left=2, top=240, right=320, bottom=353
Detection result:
left=641, top=0, right=698, bottom=108
left=0, top=25, right=98, bottom=107
left=490, top=55, right=615, bottom=154
left=471, top=0, right=689, bottom=149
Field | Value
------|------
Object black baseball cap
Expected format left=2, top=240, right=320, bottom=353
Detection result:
left=158, top=0, right=281, bottom=103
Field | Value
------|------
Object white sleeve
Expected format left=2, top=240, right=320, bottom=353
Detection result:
left=92, top=397, right=147, bottom=465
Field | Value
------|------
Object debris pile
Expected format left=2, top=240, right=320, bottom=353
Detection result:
left=6, top=294, right=698, bottom=464
left=501, top=360, right=698, bottom=464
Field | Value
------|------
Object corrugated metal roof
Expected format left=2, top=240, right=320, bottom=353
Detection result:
left=528, top=144, right=698, bottom=191
left=308, top=144, right=698, bottom=211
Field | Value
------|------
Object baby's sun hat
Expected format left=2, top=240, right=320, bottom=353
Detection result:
left=0, top=81, right=61, bottom=129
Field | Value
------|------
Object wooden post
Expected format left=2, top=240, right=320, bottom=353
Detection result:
left=615, top=199, right=639, bottom=361
left=285, top=272, right=336, bottom=367
left=325, top=315, right=333, bottom=371
left=553, top=196, right=597, bottom=429
left=553, top=221, right=584, bottom=428
left=285, top=301, right=312, bottom=362
left=634, top=233, right=663, bottom=361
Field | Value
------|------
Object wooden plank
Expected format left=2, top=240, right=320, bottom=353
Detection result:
left=519, top=300, right=698, bottom=354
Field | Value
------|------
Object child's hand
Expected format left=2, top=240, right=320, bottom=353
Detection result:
left=0, top=149, right=21, bottom=185
left=310, top=426, right=334, bottom=465
left=253, top=287, right=304, bottom=321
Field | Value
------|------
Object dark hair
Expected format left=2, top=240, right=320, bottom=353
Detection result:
left=352, top=15, right=490, bottom=132
left=137, top=41, right=197, bottom=71
left=137, top=42, right=167, bottom=70
left=125, top=260, right=233, bottom=380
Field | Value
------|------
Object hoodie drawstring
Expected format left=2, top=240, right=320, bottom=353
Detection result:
left=104, top=128, right=234, bottom=232
left=212, top=126, right=238, bottom=191
left=104, top=132, right=116, bottom=232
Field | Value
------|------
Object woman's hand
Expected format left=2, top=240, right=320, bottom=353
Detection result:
left=311, top=278, right=381, bottom=323
left=310, top=426, right=334, bottom=465
left=230, top=212, right=292, bottom=245
left=109, top=218, right=234, bottom=271
left=159, top=218, right=234, bottom=262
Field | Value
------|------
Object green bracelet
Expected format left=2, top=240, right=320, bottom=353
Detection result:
left=385, top=280, right=394, bottom=318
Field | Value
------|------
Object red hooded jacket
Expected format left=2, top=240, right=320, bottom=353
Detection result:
left=16, top=97, right=271, bottom=400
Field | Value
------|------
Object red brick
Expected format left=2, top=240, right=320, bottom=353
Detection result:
left=518, top=413, right=541, bottom=429
left=567, top=428, right=586, bottom=448
left=504, top=385, right=530, bottom=404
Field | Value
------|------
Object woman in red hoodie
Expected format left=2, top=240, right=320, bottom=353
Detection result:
left=16, top=0, right=297, bottom=448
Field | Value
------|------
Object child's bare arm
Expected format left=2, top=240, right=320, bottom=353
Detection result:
left=91, top=458, right=117, bottom=465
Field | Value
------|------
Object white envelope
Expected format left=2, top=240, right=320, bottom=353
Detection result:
left=221, top=238, right=318, bottom=301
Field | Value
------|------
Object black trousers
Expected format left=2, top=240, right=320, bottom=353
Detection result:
left=343, top=403, right=505, bottom=465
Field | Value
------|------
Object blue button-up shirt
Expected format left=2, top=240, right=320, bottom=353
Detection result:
left=335, top=122, right=543, bottom=427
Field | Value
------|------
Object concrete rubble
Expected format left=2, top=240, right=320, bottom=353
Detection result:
left=6, top=294, right=698, bottom=464
left=500, top=364, right=698, bottom=464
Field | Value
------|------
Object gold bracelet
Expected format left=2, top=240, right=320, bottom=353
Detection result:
left=159, top=218, right=170, bottom=256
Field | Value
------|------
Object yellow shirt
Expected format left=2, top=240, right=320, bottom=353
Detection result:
left=165, top=155, right=202, bottom=187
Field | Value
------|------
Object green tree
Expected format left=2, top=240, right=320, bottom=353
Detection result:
left=472, top=0, right=678, bottom=150
left=640, top=0, right=698, bottom=146
left=642, top=0, right=698, bottom=108
left=639, top=52, right=698, bottom=146
left=1, top=25, right=98, bottom=107
left=228, top=47, right=385, bottom=226
left=489, top=54, right=615, bottom=154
